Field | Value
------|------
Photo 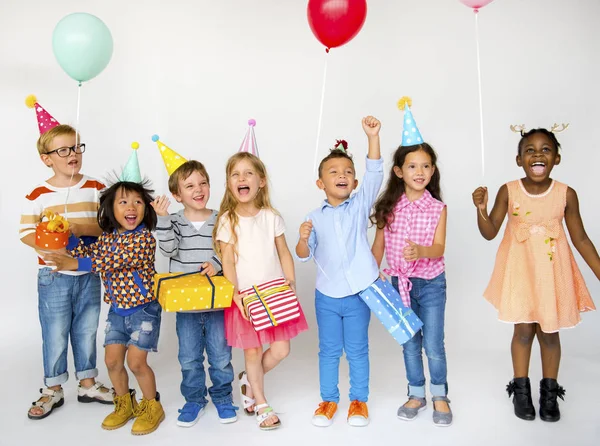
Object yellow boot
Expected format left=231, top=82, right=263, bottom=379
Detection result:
left=131, top=392, right=165, bottom=435
left=101, top=389, right=138, bottom=430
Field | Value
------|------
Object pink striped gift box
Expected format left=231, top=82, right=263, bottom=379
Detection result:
left=240, top=277, right=300, bottom=331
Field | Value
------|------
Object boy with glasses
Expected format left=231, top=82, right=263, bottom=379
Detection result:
left=20, top=96, right=113, bottom=420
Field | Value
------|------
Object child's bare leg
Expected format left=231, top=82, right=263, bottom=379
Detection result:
left=536, top=326, right=561, bottom=379
left=105, top=345, right=128, bottom=396
left=126, top=346, right=156, bottom=400
left=261, top=341, right=290, bottom=374
left=245, top=347, right=279, bottom=427
left=511, top=323, right=536, bottom=377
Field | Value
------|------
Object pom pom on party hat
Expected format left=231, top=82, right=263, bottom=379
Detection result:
left=151, top=135, right=187, bottom=176
left=25, top=95, right=60, bottom=135
left=397, top=96, right=423, bottom=147
left=238, top=119, right=259, bottom=157
left=119, top=142, right=142, bottom=183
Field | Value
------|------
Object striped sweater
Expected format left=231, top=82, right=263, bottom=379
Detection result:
left=155, top=209, right=222, bottom=274
left=20, top=175, right=105, bottom=274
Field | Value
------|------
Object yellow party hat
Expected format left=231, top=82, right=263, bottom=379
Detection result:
left=151, top=134, right=187, bottom=176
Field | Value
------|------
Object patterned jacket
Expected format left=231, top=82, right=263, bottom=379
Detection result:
left=68, top=224, right=156, bottom=314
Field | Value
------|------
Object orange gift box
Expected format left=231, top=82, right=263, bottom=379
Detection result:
left=35, top=222, right=70, bottom=249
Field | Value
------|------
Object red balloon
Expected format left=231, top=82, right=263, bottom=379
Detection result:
left=307, top=0, right=367, bottom=51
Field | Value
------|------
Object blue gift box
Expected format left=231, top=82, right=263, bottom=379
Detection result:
left=359, top=278, right=423, bottom=346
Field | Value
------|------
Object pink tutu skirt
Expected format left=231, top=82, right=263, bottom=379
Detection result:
left=224, top=302, right=309, bottom=349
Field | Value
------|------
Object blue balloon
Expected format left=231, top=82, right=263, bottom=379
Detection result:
left=52, top=13, right=113, bottom=83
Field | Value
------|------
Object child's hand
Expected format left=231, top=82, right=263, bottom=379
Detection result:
left=150, top=195, right=171, bottom=217
left=233, top=292, right=250, bottom=321
left=199, top=262, right=216, bottom=277
left=299, top=220, right=313, bottom=242
left=284, top=278, right=296, bottom=293
left=378, top=272, right=387, bottom=282
left=472, top=186, right=488, bottom=210
left=362, top=116, right=381, bottom=137
left=42, top=252, right=78, bottom=272
left=68, top=222, right=80, bottom=237
left=403, top=240, right=421, bottom=262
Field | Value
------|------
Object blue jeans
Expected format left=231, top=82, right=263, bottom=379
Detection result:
left=176, top=311, right=234, bottom=406
left=37, top=268, right=102, bottom=387
left=104, top=301, right=162, bottom=352
left=315, top=290, right=371, bottom=403
left=392, top=273, right=448, bottom=398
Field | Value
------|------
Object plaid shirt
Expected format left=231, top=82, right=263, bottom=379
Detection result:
left=383, top=190, right=445, bottom=306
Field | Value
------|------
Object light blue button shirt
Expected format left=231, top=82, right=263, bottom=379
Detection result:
left=297, top=157, right=384, bottom=297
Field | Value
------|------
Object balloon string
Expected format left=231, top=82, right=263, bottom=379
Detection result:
left=474, top=12, right=485, bottom=178
left=65, top=83, right=82, bottom=217
left=313, top=52, right=329, bottom=177
left=474, top=13, right=487, bottom=221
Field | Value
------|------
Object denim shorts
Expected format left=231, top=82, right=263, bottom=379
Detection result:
left=104, top=301, right=162, bottom=352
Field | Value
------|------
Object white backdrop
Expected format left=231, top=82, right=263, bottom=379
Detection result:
left=1, top=0, right=599, bottom=444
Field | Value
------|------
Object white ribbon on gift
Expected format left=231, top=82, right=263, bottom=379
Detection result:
left=370, top=282, right=416, bottom=337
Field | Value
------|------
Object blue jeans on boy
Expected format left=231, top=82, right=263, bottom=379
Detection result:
left=104, top=300, right=162, bottom=352
left=37, top=268, right=102, bottom=387
left=315, top=290, right=371, bottom=403
left=392, top=272, right=448, bottom=398
left=176, top=311, right=234, bottom=406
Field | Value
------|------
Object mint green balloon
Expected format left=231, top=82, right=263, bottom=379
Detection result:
left=52, top=13, right=113, bottom=83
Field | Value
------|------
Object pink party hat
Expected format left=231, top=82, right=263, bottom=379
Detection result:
left=25, top=95, right=60, bottom=135
left=238, top=119, right=259, bottom=157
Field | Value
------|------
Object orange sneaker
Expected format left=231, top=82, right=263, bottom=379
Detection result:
left=312, top=401, right=338, bottom=427
left=347, top=400, right=369, bottom=427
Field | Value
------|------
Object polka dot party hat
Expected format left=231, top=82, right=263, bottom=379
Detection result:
left=238, top=119, right=259, bottom=157
left=152, top=135, right=188, bottom=176
left=25, top=95, right=60, bottom=135
left=397, top=97, right=423, bottom=147
left=120, top=142, right=142, bottom=183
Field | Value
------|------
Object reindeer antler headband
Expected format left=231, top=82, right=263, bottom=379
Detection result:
left=510, top=123, right=570, bottom=136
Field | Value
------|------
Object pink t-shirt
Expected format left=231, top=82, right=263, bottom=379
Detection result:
left=383, top=190, right=446, bottom=306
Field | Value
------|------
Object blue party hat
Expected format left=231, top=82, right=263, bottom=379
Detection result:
left=398, top=97, right=423, bottom=147
left=120, top=142, right=142, bottom=183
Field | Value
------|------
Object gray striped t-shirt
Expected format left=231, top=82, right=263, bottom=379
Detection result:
left=155, top=209, right=222, bottom=274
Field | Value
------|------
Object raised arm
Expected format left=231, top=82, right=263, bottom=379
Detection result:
left=362, top=116, right=381, bottom=160
left=472, top=184, right=508, bottom=240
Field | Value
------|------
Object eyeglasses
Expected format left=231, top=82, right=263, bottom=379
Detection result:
left=45, top=143, right=86, bottom=158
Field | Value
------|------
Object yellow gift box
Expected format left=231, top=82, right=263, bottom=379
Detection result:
left=154, top=271, right=234, bottom=313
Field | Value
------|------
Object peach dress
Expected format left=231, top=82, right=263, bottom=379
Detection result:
left=484, top=180, right=595, bottom=333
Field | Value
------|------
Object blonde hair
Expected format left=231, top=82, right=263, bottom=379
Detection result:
left=168, top=160, right=210, bottom=195
left=37, top=124, right=78, bottom=155
left=213, top=152, right=276, bottom=258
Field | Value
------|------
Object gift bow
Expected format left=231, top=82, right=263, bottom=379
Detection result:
left=515, top=220, right=560, bottom=243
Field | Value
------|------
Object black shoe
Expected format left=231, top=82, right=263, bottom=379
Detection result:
left=506, top=377, right=536, bottom=420
left=539, top=378, right=565, bottom=422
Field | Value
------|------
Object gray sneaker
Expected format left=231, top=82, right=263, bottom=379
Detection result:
left=432, top=396, right=452, bottom=427
left=397, top=397, right=427, bottom=421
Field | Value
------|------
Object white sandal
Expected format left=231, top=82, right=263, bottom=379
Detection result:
left=238, top=371, right=255, bottom=415
left=255, top=403, right=281, bottom=431
left=28, top=388, right=64, bottom=420
left=77, top=381, right=114, bottom=405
